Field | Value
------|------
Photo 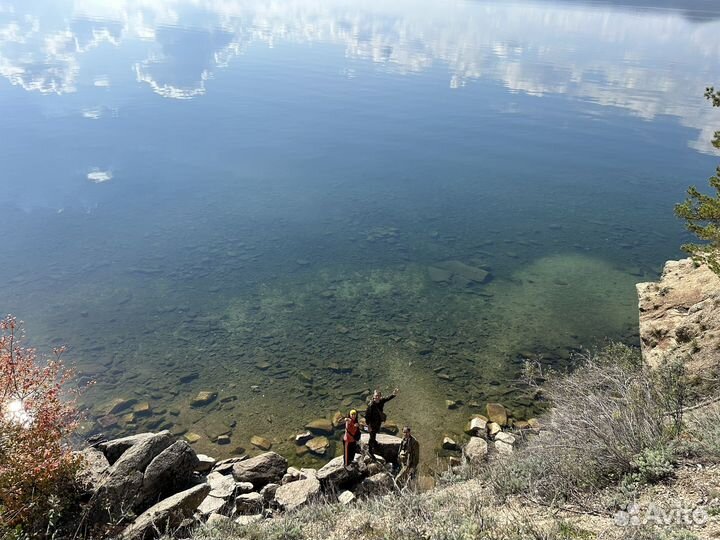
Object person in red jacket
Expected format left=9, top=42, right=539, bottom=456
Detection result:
left=343, top=409, right=361, bottom=468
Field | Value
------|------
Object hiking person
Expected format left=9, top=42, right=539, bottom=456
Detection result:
left=343, top=409, right=361, bottom=468
left=364, top=387, right=398, bottom=458
left=396, top=425, right=420, bottom=488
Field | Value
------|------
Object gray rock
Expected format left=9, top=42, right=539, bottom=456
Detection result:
left=463, top=437, right=488, bottom=463
left=196, top=454, right=216, bottom=473
left=232, top=452, right=287, bottom=489
left=357, top=472, right=394, bottom=498
left=236, top=481, right=254, bottom=494
left=495, top=432, right=516, bottom=446
left=206, top=513, right=232, bottom=526
left=197, top=493, right=228, bottom=517
left=495, top=440, right=514, bottom=455
left=442, top=437, right=459, bottom=451
left=338, top=490, right=356, bottom=505
left=120, top=483, right=209, bottom=540
left=91, top=431, right=175, bottom=521
left=317, top=456, right=362, bottom=489
left=207, top=472, right=237, bottom=499
left=260, top=483, right=279, bottom=502
left=274, top=475, right=321, bottom=511
left=141, top=441, right=199, bottom=506
left=213, top=455, right=247, bottom=475
left=98, top=433, right=155, bottom=465
left=235, top=492, right=263, bottom=515
left=235, top=514, right=262, bottom=525
left=359, top=433, right=402, bottom=463
left=75, top=447, right=110, bottom=492
left=112, top=431, right=174, bottom=479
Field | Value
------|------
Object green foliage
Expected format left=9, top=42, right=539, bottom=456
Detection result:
left=674, top=86, right=720, bottom=276
left=628, top=447, right=675, bottom=485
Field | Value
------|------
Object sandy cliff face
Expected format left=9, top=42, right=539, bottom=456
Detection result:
left=637, top=258, right=720, bottom=373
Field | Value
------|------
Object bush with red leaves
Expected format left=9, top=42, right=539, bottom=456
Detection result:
left=0, top=315, right=82, bottom=536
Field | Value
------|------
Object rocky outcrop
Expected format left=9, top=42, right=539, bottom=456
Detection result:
left=232, top=452, right=288, bottom=488
left=274, top=472, right=321, bottom=510
left=120, top=483, right=210, bottom=540
left=637, top=258, right=720, bottom=373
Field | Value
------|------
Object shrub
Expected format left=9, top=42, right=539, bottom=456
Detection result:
left=0, top=315, right=82, bottom=538
left=488, top=343, right=671, bottom=507
left=685, top=401, right=720, bottom=461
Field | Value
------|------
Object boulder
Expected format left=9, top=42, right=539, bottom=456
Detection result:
left=206, top=513, right=232, bottom=526
left=235, top=514, right=263, bottom=526
left=359, top=433, right=402, bottom=463
left=465, top=416, right=488, bottom=436
left=196, top=454, right=216, bottom=473
left=442, top=437, right=459, bottom=451
left=120, top=483, right=210, bottom=540
left=197, top=493, right=228, bottom=517
left=191, top=391, right=217, bottom=407
left=260, top=483, right=279, bottom=502
left=305, top=436, right=330, bottom=455
left=141, top=440, right=199, bottom=505
left=305, top=418, right=334, bottom=435
left=332, top=411, right=345, bottom=428
left=75, top=447, right=110, bottom=493
left=232, top=452, right=288, bottom=489
left=486, top=403, right=508, bottom=426
left=463, top=437, right=488, bottom=464
left=495, top=432, right=516, bottom=446
left=250, top=435, right=272, bottom=451
left=356, top=472, right=394, bottom=498
left=487, top=422, right=502, bottom=438
left=428, top=266, right=452, bottom=283
left=91, top=431, right=175, bottom=520
left=274, top=475, right=321, bottom=511
left=338, top=490, right=356, bottom=505
left=317, top=456, right=362, bottom=489
left=295, top=431, right=313, bottom=444
left=106, top=398, right=138, bottom=416
left=495, top=440, right=514, bottom=455
left=235, top=492, right=264, bottom=515
left=213, top=456, right=247, bottom=475
left=207, top=472, right=237, bottom=499
left=98, top=433, right=155, bottom=465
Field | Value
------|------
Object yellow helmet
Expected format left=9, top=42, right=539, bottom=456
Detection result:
left=350, top=409, right=357, bottom=416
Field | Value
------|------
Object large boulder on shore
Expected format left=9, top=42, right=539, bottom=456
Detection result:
left=274, top=473, right=321, bottom=511
left=74, top=447, right=110, bottom=493
left=232, top=452, right=288, bottom=489
left=98, top=433, right=155, bottom=465
left=91, top=431, right=175, bottom=521
left=120, top=483, right=210, bottom=540
left=359, top=433, right=402, bottom=463
left=356, top=472, right=394, bottom=498
left=140, top=440, right=199, bottom=506
left=317, top=456, right=363, bottom=490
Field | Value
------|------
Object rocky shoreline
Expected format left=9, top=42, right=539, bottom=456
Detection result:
left=75, top=400, right=534, bottom=540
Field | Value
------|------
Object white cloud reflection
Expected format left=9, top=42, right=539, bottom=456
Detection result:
left=0, top=0, right=719, bottom=151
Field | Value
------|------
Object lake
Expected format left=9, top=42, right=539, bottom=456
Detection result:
left=1, top=0, right=719, bottom=465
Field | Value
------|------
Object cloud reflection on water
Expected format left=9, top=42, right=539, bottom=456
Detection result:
left=0, top=0, right=719, bottom=150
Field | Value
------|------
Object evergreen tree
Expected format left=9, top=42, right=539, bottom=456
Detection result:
left=674, top=87, right=720, bottom=276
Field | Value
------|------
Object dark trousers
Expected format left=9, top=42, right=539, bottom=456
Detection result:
left=368, top=425, right=380, bottom=456
left=344, top=440, right=358, bottom=466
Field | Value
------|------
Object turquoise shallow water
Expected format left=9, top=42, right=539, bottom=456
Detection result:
left=1, top=0, right=719, bottom=465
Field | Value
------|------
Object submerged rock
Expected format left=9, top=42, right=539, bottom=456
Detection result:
left=305, top=436, right=330, bottom=455
left=486, top=403, right=508, bottom=426
left=191, top=391, right=217, bottom=407
left=305, top=418, right=334, bottom=435
left=250, top=435, right=272, bottom=451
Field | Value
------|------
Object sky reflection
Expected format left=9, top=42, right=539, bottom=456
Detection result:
left=0, top=0, right=719, bottom=152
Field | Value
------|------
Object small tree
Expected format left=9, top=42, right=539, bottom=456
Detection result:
left=675, top=87, right=720, bottom=276
left=0, top=315, right=81, bottom=537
